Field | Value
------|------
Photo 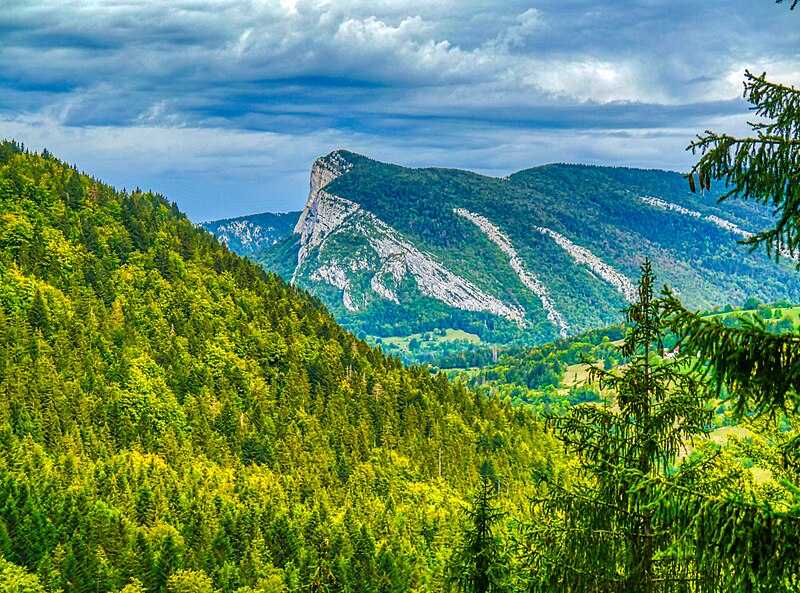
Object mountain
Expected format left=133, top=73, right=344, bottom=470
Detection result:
left=257, top=150, right=800, bottom=348
left=0, top=141, right=552, bottom=592
left=199, top=211, right=300, bottom=256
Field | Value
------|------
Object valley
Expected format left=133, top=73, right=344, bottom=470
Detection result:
left=2, top=140, right=799, bottom=593
left=7, top=0, right=800, bottom=590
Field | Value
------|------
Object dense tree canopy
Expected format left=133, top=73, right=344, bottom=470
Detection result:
left=0, top=141, right=554, bottom=593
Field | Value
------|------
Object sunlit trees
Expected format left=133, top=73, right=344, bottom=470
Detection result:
left=0, top=141, right=548, bottom=593
left=525, top=261, right=716, bottom=592
left=448, top=475, right=508, bottom=593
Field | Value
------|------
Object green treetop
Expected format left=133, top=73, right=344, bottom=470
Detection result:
left=524, top=261, right=714, bottom=593
left=447, top=474, right=508, bottom=593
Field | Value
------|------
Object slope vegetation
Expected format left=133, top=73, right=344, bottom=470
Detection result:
left=259, top=150, right=800, bottom=349
left=0, top=141, right=550, bottom=593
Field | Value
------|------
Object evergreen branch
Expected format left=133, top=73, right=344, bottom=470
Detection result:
left=744, top=70, right=800, bottom=133
left=622, top=468, right=765, bottom=512
left=534, top=475, right=650, bottom=520
left=776, top=0, right=800, bottom=10
left=662, top=292, right=800, bottom=415
left=687, top=71, right=800, bottom=258
left=519, top=544, right=628, bottom=584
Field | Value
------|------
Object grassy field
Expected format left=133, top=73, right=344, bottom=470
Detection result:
left=375, top=328, right=481, bottom=352
left=770, top=305, right=800, bottom=323
left=562, top=362, right=597, bottom=388
left=708, top=424, right=752, bottom=445
left=705, top=304, right=800, bottom=325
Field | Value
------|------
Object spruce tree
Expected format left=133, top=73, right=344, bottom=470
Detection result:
left=525, top=261, right=715, bottom=592
left=680, top=67, right=800, bottom=416
left=651, top=59, right=800, bottom=591
left=448, top=474, right=508, bottom=593
left=27, top=290, right=49, bottom=335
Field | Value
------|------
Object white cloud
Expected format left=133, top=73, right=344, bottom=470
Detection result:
left=493, top=8, right=543, bottom=49
left=2, top=0, right=799, bottom=219
left=521, top=58, right=666, bottom=104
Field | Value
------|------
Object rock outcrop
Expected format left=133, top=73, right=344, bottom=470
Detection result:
left=537, top=226, right=637, bottom=302
left=293, top=152, right=356, bottom=280
left=454, top=208, right=568, bottom=337
left=291, top=153, right=526, bottom=323
left=638, top=195, right=796, bottom=260
left=200, top=212, right=300, bottom=256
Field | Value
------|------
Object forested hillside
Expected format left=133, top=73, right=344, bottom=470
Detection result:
left=0, top=141, right=552, bottom=593
left=259, top=150, right=800, bottom=350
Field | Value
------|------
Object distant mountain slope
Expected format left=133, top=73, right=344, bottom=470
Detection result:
left=0, top=141, right=549, bottom=593
left=200, top=210, right=300, bottom=255
left=258, top=150, right=800, bottom=345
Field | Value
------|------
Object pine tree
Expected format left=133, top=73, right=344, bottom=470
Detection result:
left=27, top=290, right=49, bottom=335
left=154, top=534, right=181, bottom=593
left=653, top=61, right=800, bottom=591
left=525, top=261, right=714, bottom=592
left=447, top=474, right=508, bottom=593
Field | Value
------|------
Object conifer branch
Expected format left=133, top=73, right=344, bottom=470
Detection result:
left=687, top=70, right=800, bottom=258
left=662, top=291, right=800, bottom=415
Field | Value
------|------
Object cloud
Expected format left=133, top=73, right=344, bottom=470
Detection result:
left=1, top=0, right=799, bottom=219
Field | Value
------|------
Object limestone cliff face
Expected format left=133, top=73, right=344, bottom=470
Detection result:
left=637, top=195, right=796, bottom=261
left=290, top=153, right=525, bottom=323
left=210, top=219, right=280, bottom=253
left=535, top=227, right=637, bottom=302
left=293, top=151, right=355, bottom=278
left=200, top=212, right=300, bottom=256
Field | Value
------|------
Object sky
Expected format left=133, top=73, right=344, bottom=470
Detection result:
left=2, top=1, right=800, bottom=221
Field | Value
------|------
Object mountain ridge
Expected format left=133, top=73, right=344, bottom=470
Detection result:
left=0, top=139, right=550, bottom=592
left=199, top=210, right=301, bottom=256
left=241, top=149, right=800, bottom=347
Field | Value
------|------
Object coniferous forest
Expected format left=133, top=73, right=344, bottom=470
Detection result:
left=5, top=7, right=800, bottom=591
left=0, top=141, right=553, bottom=592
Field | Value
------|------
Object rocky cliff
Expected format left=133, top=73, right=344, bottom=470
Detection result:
left=255, top=150, right=800, bottom=346
left=290, top=152, right=526, bottom=322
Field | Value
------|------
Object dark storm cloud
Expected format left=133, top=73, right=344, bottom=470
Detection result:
left=1, top=0, right=799, bottom=220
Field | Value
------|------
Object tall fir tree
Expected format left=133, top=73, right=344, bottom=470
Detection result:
left=447, top=474, right=508, bottom=593
left=524, top=261, right=718, bottom=592
left=656, top=56, right=800, bottom=590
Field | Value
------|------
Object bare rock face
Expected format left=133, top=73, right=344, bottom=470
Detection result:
left=454, top=208, right=568, bottom=337
left=290, top=153, right=525, bottom=324
left=536, top=227, right=637, bottom=302
left=311, top=262, right=359, bottom=311
left=214, top=220, right=265, bottom=250
left=638, top=195, right=796, bottom=262
left=358, top=212, right=526, bottom=324
left=293, top=151, right=355, bottom=277
left=200, top=212, right=300, bottom=257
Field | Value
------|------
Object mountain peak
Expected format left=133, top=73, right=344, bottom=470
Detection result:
left=254, top=151, right=800, bottom=347
left=292, top=150, right=360, bottom=276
